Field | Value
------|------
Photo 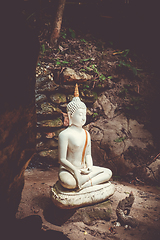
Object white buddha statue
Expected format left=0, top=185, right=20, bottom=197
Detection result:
left=58, top=84, right=112, bottom=190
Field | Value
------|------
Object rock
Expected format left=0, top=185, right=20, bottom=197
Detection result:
left=45, top=132, right=56, bottom=139
left=36, top=77, right=48, bottom=89
left=83, top=90, right=94, bottom=99
left=97, top=94, right=117, bottom=118
left=37, top=102, right=62, bottom=116
left=68, top=200, right=112, bottom=225
left=37, top=81, right=58, bottom=93
left=63, top=67, right=93, bottom=83
left=87, top=114, right=154, bottom=175
left=38, top=149, right=58, bottom=160
left=36, top=139, right=58, bottom=151
left=51, top=181, right=115, bottom=209
left=35, top=94, right=47, bottom=104
left=90, top=127, right=103, bottom=141
left=37, top=118, right=63, bottom=128
left=36, top=133, right=42, bottom=140
left=146, top=158, right=160, bottom=182
left=60, top=85, right=75, bottom=94
left=50, top=93, right=67, bottom=104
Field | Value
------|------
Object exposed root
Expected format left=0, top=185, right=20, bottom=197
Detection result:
left=116, top=191, right=138, bottom=227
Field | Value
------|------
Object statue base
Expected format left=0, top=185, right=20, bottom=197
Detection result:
left=50, top=181, right=115, bottom=209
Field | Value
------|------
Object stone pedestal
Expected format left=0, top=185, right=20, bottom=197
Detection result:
left=51, top=181, right=115, bottom=209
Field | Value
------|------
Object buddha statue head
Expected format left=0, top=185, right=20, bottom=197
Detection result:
left=67, top=84, right=86, bottom=126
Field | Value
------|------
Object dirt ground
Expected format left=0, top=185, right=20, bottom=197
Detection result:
left=16, top=167, right=160, bottom=240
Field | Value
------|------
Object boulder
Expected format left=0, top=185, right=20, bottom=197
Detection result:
left=35, top=94, right=47, bottom=104
left=38, top=149, right=58, bottom=160
left=50, top=93, right=67, bottom=104
left=63, top=67, right=93, bottom=83
left=146, top=157, right=160, bottom=182
left=86, top=104, right=154, bottom=175
left=37, top=118, right=63, bottom=128
left=97, top=94, right=117, bottom=118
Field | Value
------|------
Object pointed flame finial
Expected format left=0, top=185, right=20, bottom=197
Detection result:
left=74, top=83, right=79, bottom=97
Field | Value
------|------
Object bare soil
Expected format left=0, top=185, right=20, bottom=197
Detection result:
left=16, top=167, right=160, bottom=240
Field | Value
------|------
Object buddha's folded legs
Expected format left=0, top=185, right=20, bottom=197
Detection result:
left=59, top=166, right=112, bottom=190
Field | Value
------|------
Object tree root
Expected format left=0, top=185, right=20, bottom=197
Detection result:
left=116, top=191, right=138, bottom=227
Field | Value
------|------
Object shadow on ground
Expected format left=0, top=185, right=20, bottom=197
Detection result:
left=33, top=195, right=76, bottom=226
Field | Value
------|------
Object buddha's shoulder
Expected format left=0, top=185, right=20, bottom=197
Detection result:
left=58, top=128, right=71, bottom=139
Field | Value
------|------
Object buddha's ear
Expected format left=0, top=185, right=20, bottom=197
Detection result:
left=68, top=112, right=72, bottom=126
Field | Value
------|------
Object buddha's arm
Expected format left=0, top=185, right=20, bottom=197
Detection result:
left=58, top=132, right=81, bottom=187
left=85, top=132, right=93, bottom=170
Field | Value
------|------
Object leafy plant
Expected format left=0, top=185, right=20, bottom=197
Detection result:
left=114, top=136, right=126, bottom=143
left=80, top=58, right=91, bottom=62
left=92, top=91, right=98, bottom=100
left=93, top=112, right=98, bottom=118
left=99, top=74, right=106, bottom=82
left=69, top=28, right=76, bottom=38
left=60, top=31, right=67, bottom=39
left=80, top=39, right=87, bottom=43
left=118, top=60, right=137, bottom=76
left=107, top=76, right=113, bottom=79
left=41, top=44, right=45, bottom=54
left=55, top=59, right=61, bottom=65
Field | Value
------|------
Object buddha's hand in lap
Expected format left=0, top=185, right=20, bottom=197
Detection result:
left=80, top=167, right=92, bottom=175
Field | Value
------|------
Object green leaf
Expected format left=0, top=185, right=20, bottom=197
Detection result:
left=62, top=61, right=69, bottom=64
left=81, top=58, right=91, bottom=62
left=107, top=76, right=113, bottom=79
left=37, top=62, right=41, bottom=66
left=56, top=61, right=61, bottom=65
left=123, top=49, right=130, bottom=57
left=93, top=113, right=98, bottom=118
left=41, top=44, right=45, bottom=53
left=114, top=137, right=126, bottom=143
left=69, top=28, right=76, bottom=38
left=100, top=74, right=106, bottom=81
left=80, top=39, right=87, bottom=43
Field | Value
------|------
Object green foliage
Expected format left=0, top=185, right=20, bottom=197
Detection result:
left=123, top=49, right=130, bottom=57
left=92, top=91, right=98, bottom=100
left=99, top=74, right=106, bottom=82
left=69, top=28, right=76, bottom=38
left=60, top=31, right=67, bottom=39
left=114, top=136, right=126, bottom=143
left=118, top=60, right=137, bottom=76
left=93, top=112, right=98, bottom=118
left=107, top=76, right=113, bottom=79
left=41, top=44, right=46, bottom=54
left=80, top=58, right=91, bottom=62
left=80, top=39, right=87, bottom=43
left=55, top=59, right=61, bottom=65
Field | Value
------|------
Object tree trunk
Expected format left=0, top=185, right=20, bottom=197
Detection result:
left=50, top=0, right=66, bottom=47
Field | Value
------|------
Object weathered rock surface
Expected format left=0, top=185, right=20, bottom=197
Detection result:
left=67, top=200, right=112, bottom=225
left=146, top=157, right=160, bottom=182
left=37, top=118, right=63, bottom=128
left=50, top=93, right=67, bottom=104
left=63, top=67, right=93, bottom=83
left=85, top=93, right=154, bottom=176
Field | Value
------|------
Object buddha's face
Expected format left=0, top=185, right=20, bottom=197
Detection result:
left=70, top=108, right=86, bottom=127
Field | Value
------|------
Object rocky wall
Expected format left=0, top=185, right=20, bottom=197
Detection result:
left=34, top=67, right=96, bottom=167
left=34, top=66, right=158, bottom=184
left=0, top=5, right=39, bottom=227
